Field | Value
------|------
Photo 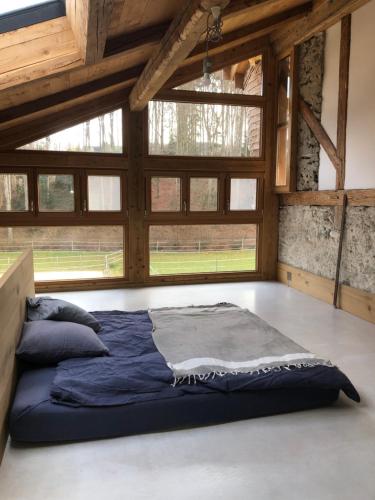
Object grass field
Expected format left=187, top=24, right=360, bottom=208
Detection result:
left=150, top=249, right=256, bottom=275
left=0, top=248, right=256, bottom=279
left=0, top=250, right=124, bottom=278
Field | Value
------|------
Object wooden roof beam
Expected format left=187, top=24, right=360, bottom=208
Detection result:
left=271, top=0, right=370, bottom=56
left=66, top=0, right=114, bottom=64
left=129, top=0, right=230, bottom=111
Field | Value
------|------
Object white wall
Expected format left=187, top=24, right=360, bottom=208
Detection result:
left=345, top=0, right=375, bottom=189
left=318, top=23, right=340, bottom=190
left=318, top=0, right=375, bottom=190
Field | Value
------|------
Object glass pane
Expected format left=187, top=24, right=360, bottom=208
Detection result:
left=175, top=55, right=263, bottom=96
left=0, top=174, right=28, bottom=211
left=275, top=57, right=290, bottom=187
left=276, top=127, right=288, bottom=186
left=277, top=57, right=290, bottom=126
left=0, top=1, right=51, bottom=16
left=149, top=224, right=257, bottom=275
left=19, top=109, right=122, bottom=153
left=151, top=177, right=181, bottom=212
left=38, top=174, right=75, bottom=212
left=149, top=101, right=262, bottom=157
left=230, top=179, right=257, bottom=211
left=0, top=226, right=124, bottom=281
left=88, top=176, right=121, bottom=211
left=190, top=178, right=218, bottom=211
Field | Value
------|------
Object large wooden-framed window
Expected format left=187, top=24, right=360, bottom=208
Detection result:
left=143, top=49, right=267, bottom=283
left=0, top=42, right=277, bottom=290
left=274, top=49, right=298, bottom=193
left=0, top=163, right=128, bottom=287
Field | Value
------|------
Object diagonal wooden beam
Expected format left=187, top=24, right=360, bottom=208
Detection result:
left=336, top=15, right=351, bottom=190
left=66, top=0, right=114, bottom=64
left=129, top=0, right=230, bottom=111
left=299, top=97, right=342, bottom=173
left=271, top=0, right=369, bottom=55
left=0, top=64, right=144, bottom=126
left=105, top=2, right=311, bottom=60
left=165, top=35, right=269, bottom=89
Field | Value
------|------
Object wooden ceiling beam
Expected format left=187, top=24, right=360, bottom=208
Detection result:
left=66, top=0, right=114, bottom=64
left=129, top=0, right=231, bottom=111
left=271, top=0, right=370, bottom=55
left=105, top=2, right=311, bottom=62
left=164, top=35, right=269, bottom=89
left=0, top=64, right=144, bottom=127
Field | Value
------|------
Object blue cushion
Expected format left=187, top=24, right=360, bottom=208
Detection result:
left=16, top=320, right=109, bottom=364
left=27, top=296, right=101, bottom=332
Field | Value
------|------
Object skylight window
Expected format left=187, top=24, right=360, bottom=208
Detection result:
left=0, top=1, right=52, bottom=16
left=0, top=0, right=65, bottom=34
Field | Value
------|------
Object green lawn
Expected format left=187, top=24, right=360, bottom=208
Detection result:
left=0, top=250, right=124, bottom=277
left=0, top=248, right=256, bottom=278
left=150, top=249, right=256, bottom=275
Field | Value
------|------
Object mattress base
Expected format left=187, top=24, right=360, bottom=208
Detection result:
left=10, top=368, right=339, bottom=444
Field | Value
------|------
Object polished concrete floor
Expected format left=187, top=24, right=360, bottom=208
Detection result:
left=1, top=281, right=375, bottom=500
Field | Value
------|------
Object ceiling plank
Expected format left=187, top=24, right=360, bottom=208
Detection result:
left=129, top=0, right=230, bottom=111
left=104, top=22, right=170, bottom=58
left=66, top=0, right=114, bottom=64
left=271, top=0, right=370, bottom=55
left=0, top=17, right=82, bottom=91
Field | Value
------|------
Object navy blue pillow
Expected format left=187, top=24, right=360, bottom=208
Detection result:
left=27, top=296, right=101, bottom=332
left=16, top=320, right=109, bottom=364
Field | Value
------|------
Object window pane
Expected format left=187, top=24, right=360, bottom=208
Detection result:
left=175, top=55, right=263, bottom=96
left=151, top=177, right=181, bottom=212
left=190, top=178, right=218, bottom=211
left=149, top=101, right=262, bottom=157
left=0, top=174, right=28, bottom=211
left=38, top=174, right=75, bottom=212
left=276, top=127, right=288, bottom=186
left=88, top=176, right=121, bottom=211
left=0, top=226, right=124, bottom=281
left=230, top=179, right=257, bottom=210
left=0, top=1, right=52, bottom=16
left=149, top=224, right=257, bottom=275
left=275, top=57, right=290, bottom=187
left=19, top=109, right=122, bottom=153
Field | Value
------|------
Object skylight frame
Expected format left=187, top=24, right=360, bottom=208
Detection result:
left=0, top=0, right=65, bottom=34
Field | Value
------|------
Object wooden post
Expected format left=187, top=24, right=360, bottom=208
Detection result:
left=336, top=15, right=351, bottom=190
left=127, top=110, right=146, bottom=283
left=333, top=193, right=348, bottom=308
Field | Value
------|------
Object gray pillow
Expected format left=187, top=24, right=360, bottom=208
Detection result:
left=27, top=296, right=101, bottom=332
left=16, top=320, right=109, bottom=364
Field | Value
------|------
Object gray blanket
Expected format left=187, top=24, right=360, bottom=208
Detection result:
left=149, top=303, right=331, bottom=384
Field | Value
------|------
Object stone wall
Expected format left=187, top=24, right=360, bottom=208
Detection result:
left=279, top=206, right=375, bottom=293
left=278, top=34, right=375, bottom=294
left=296, top=34, right=325, bottom=191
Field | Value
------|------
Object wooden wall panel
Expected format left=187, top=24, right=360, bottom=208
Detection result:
left=0, top=250, right=34, bottom=464
left=278, top=262, right=374, bottom=324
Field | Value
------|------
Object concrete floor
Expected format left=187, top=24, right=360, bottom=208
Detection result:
left=0, top=281, right=375, bottom=500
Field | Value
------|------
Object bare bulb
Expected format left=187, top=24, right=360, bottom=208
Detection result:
left=202, top=72, right=211, bottom=86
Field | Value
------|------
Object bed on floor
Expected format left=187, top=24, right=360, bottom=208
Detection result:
left=2, top=252, right=359, bottom=449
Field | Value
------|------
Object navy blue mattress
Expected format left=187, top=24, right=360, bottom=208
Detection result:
left=9, top=309, right=358, bottom=443
left=10, top=366, right=339, bottom=443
